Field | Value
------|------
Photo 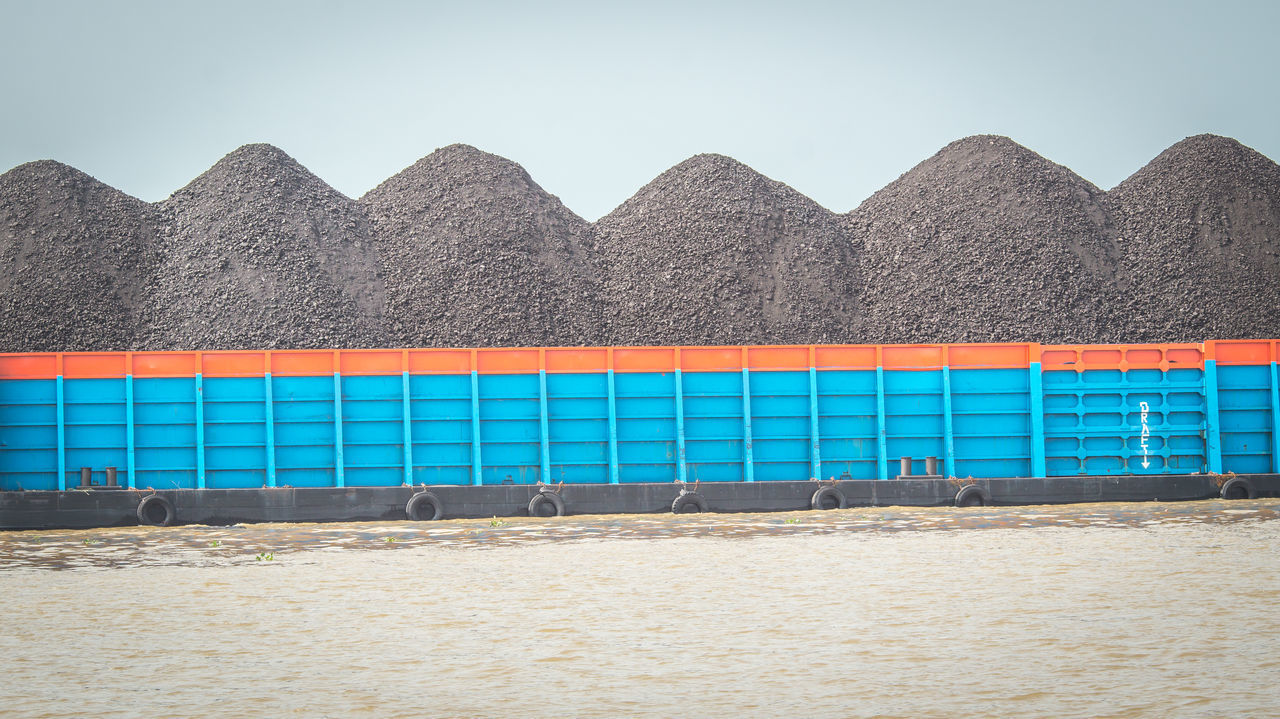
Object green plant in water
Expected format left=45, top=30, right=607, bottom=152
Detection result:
left=784, top=517, right=800, bottom=525
left=383, top=536, right=397, bottom=543
left=255, top=552, right=275, bottom=562
left=489, top=516, right=507, bottom=528
left=209, top=540, right=221, bottom=548
left=83, top=538, right=101, bottom=545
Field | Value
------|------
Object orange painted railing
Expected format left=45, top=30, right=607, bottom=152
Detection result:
left=0, top=341, right=1275, bottom=380
left=1206, top=339, right=1280, bottom=365
left=1038, top=344, right=1204, bottom=372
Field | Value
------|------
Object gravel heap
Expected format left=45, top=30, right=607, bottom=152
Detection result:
left=595, top=154, right=861, bottom=345
left=847, top=135, right=1124, bottom=344
left=1105, top=134, right=1280, bottom=341
left=140, top=144, right=385, bottom=350
left=361, top=144, right=601, bottom=347
left=0, top=161, right=158, bottom=351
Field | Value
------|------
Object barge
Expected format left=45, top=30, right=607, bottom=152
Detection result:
left=2, top=339, right=1278, bottom=529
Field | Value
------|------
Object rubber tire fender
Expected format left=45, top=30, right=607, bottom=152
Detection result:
left=671, top=491, right=709, bottom=514
left=406, top=491, right=445, bottom=521
left=1220, top=477, right=1256, bottom=500
left=528, top=491, right=566, bottom=518
left=136, top=495, right=175, bottom=527
left=810, top=486, right=847, bottom=510
left=954, top=484, right=992, bottom=508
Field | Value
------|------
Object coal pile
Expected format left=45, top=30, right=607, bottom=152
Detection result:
left=140, top=144, right=385, bottom=350
left=1, top=133, right=1277, bottom=352
left=0, top=161, right=158, bottom=351
left=1106, top=134, right=1280, bottom=342
left=361, top=144, right=601, bottom=347
left=847, top=135, right=1125, bottom=344
left=595, top=154, right=861, bottom=346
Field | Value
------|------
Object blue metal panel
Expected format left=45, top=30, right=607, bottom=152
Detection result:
left=265, top=373, right=276, bottom=487
left=883, top=370, right=945, bottom=477
left=402, top=371, right=413, bottom=485
left=478, top=373, right=540, bottom=484
left=682, top=370, right=743, bottom=481
left=125, top=375, right=135, bottom=488
left=746, top=370, right=809, bottom=482
left=809, top=367, right=820, bottom=480
left=674, top=369, right=688, bottom=483
left=470, top=370, right=482, bottom=485
left=133, top=377, right=197, bottom=489
left=1043, top=367, right=1206, bottom=476
left=203, top=376, right=267, bottom=488
left=407, top=374, right=471, bottom=485
left=741, top=368, right=754, bottom=482
left=613, top=371, right=677, bottom=482
left=1029, top=362, right=1046, bottom=477
left=271, top=375, right=335, bottom=488
left=1215, top=363, right=1272, bottom=473
left=339, top=374, right=402, bottom=487
left=950, top=368, right=1032, bottom=478
left=62, top=378, right=127, bottom=489
left=816, top=370, right=878, bottom=480
left=875, top=367, right=888, bottom=480
left=333, top=372, right=344, bottom=488
left=545, top=372, right=609, bottom=484
left=607, top=369, right=620, bottom=484
left=195, top=373, right=205, bottom=489
left=1273, top=362, right=1280, bottom=473
left=56, top=376, right=65, bottom=490
left=539, top=369, right=551, bottom=482
left=1205, top=360, right=1224, bottom=473
left=941, top=366, right=955, bottom=476
left=0, top=379, right=58, bottom=490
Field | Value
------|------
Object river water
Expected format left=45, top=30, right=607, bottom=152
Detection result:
left=2, top=500, right=1278, bottom=718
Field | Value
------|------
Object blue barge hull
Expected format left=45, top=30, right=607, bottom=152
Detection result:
left=1, top=340, right=1278, bottom=528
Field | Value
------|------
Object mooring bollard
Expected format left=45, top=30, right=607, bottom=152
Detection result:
left=105, top=466, right=118, bottom=487
left=900, top=457, right=912, bottom=477
left=80, top=467, right=92, bottom=487
left=925, top=456, right=939, bottom=475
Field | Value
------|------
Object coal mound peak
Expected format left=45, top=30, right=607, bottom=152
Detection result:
left=0, top=160, right=158, bottom=351
left=1105, top=133, right=1280, bottom=341
left=596, top=152, right=861, bottom=345
left=141, top=143, right=385, bottom=350
left=361, top=143, right=601, bottom=348
left=848, top=134, right=1124, bottom=343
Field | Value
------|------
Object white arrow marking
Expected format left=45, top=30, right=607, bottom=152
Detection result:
left=1139, top=401, right=1151, bottom=469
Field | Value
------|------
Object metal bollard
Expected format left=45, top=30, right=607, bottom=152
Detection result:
left=80, top=467, right=92, bottom=487
left=900, top=457, right=912, bottom=477
left=925, top=456, right=939, bottom=475
left=105, top=466, right=118, bottom=487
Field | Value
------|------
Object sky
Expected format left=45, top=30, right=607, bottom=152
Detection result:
left=1, top=0, right=1277, bottom=220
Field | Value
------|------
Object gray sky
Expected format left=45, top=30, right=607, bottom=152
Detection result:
left=2, top=0, right=1276, bottom=220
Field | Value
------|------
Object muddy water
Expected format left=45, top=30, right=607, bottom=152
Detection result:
left=2, top=501, right=1278, bottom=718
